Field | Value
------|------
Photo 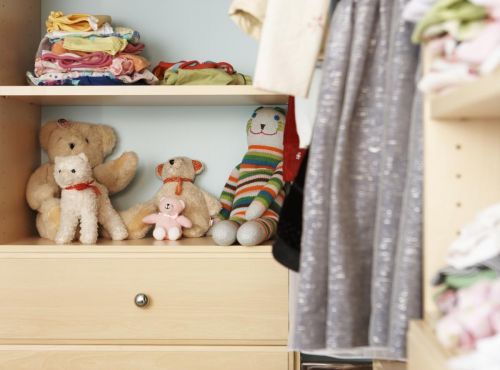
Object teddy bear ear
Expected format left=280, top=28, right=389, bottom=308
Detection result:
left=179, top=199, right=185, bottom=209
left=96, top=125, right=117, bottom=157
left=78, top=153, right=89, bottom=162
left=155, top=163, right=164, bottom=179
left=54, top=156, right=62, bottom=165
left=39, top=121, right=59, bottom=151
left=192, top=160, right=204, bottom=175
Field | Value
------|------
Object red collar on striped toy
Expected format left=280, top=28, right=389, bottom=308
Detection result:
left=65, top=181, right=101, bottom=196
left=163, top=177, right=193, bottom=195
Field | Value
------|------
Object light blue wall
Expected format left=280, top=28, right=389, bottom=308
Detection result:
left=40, top=0, right=260, bottom=211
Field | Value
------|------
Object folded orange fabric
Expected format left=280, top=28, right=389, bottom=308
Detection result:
left=118, top=53, right=150, bottom=72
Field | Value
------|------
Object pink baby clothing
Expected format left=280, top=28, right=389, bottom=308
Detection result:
left=455, top=21, right=500, bottom=66
left=41, top=51, right=113, bottom=69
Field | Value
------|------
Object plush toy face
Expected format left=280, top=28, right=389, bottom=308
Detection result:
left=156, top=156, right=204, bottom=181
left=40, top=119, right=117, bottom=168
left=53, top=153, right=93, bottom=188
left=158, top=197, right=185, bottom=217
left=246, top=107, right=286, bottom=148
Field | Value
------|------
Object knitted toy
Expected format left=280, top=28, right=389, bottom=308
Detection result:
left=142, top=197, right=193, bottom=241
left=53, top=153, right=128, bottom=245
left=211, top=107, right=286, bottom=246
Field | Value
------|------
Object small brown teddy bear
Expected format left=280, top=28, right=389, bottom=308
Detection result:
left=26, top=119, right=139, bottom=241
left=128, top=157, right=221, bottom=239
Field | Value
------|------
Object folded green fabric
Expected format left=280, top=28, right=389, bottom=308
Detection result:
left=445, top=269, right=497, bottom=289
left=412, top=0, right=487, bottom=43
left=162, top=68, right=252, bottom=85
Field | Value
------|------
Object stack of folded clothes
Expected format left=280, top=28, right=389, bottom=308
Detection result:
left=153, top=60, right=252, bottom=85
left=431, top=203, right=500, bottom=369
left=404, top=0, right=500, bottom=94
left=27, top=11, right=158, bottom=85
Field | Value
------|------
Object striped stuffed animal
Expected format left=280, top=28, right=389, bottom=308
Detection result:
left=211, top=107, right=286, bottom=246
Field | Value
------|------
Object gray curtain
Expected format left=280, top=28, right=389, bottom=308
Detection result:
left=293, top=0, right=422, bottom=360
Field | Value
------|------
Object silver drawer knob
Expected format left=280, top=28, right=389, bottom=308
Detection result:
left=134, top=293, right=149, bottom=308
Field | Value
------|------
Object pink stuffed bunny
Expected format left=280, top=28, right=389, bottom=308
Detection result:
left=142, top=197, right=192, bottom=241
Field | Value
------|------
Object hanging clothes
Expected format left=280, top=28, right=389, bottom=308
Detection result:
left=252, top=0, right=331, bottom=97
left=228, top=0, right=268, bottom=40
left=293, top=0, right=423, bottom=360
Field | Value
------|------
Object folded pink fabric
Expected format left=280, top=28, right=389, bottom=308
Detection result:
left=41, top=51, right=113, bottom=69
left=455, top=21, right=500, bottom=66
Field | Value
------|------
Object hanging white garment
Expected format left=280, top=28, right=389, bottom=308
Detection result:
left=228, top=0, right=268, bottom=40
left=253, top=0, right=330, bottom=97
left=403, top=0, right=437, bottom=23
left=295, top=67, right=322, bottom=148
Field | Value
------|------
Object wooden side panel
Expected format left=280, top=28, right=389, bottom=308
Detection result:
left=424, top=94, right=500, bottom=314
left=0, top=345, right=289, bottom=370
left=0, top=99, right=40, bottom=243
left=0, top=0, right=41, bottom=243
left=373, top=360, right=406, bottom=370
left=0, top=0, right=40, bottom=85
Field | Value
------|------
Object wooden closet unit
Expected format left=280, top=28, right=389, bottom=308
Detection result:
left=408, top=58, right=500, bottom=369
left=0, top=1, right=295, bottom=369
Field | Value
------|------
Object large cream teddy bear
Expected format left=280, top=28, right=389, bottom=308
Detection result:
left=26, top=119, right=139, bottom=240
left=54, top=153, right=128, bottom=245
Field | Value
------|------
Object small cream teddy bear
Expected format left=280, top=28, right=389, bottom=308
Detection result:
left=53, top=153, right=128, bottom=245
left=142, top=197, right=192, bottom=241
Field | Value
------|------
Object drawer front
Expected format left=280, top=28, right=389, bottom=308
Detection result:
left=0, top=255, right=288, bottom=343
left=0, top=345, right=291, bottom=370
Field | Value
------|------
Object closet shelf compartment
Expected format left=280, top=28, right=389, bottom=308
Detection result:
left=1, top=237, right=273, bottom=253
left=0, top=86, right=288, bottom=106
left=430, top=69, right=500, bottom=120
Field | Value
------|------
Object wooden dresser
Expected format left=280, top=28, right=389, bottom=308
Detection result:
left=0, top=238, right=295, bottom=369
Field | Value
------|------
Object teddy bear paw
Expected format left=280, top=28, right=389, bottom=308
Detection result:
left=110, top=225, right=128, bottom=241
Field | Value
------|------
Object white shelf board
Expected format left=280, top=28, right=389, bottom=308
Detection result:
left=431, top=69, right=500, bottom=120
left=0, top=85, right=288, bottom=106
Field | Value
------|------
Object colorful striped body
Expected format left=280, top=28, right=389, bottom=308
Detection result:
left=220, top=145, right=285, bottom=223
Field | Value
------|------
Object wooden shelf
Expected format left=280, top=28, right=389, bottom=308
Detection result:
left=0, top=236, right=273, bottom=253
left=0, top=85, right=288, bottom=106
left=430, top=69, right=500, bottom=120
left=408, top=321, right=453, bottom=370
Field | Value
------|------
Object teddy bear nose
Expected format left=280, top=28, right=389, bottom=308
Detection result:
left=69, top=143, right=75, bottom=150
left=169, top=159, right=175, bottom=165
left=260, top=124, right=265, bottom=130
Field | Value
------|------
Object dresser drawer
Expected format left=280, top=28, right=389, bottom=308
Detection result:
left=0, top=247, right=288, bottom=343
left=0, top=345, right=292, bottom=370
